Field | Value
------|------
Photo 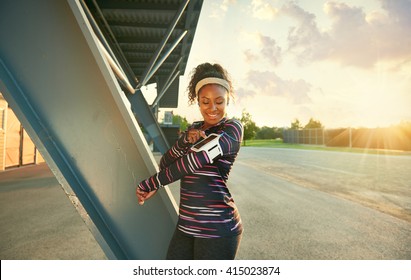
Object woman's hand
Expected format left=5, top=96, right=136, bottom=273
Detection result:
left=186, top=129, right=206, bottom=144
left=136, top=187, right=157, bottom=206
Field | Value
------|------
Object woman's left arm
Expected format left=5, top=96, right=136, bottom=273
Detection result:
left=217, top=119, right=243, bottom=156
left=137, top=120, right=243, bottom=192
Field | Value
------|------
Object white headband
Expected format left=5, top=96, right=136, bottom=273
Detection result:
left=195, top=77, right=230, bottom=95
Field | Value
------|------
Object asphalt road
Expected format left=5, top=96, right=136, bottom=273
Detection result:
left=2, top=147, right=410, bottom=260
left=0, top=164, right=107, bottom=260
left=226, top=147, right=411, bottom=260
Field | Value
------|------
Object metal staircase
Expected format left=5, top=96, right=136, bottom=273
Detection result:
left=0, top=0, right=202, bottom=259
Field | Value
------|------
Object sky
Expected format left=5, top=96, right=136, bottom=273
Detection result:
left=147, top=0, right=411, bottom=129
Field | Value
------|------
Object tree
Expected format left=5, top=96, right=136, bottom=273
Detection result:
left=291, top=118, right=303, bottom=130
left=240, top=110, right=258, bottom=146
left=255, top=126, right=283, bottom=139
left=172, top=114, right=189, bottom=131
left=304, top=118, right=323, bottom=129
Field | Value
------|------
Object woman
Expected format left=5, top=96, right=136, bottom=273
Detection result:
left=136, top=62, right=243, bottom=260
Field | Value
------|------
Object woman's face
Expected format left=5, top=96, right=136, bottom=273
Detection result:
left=198, top=84, right=228, bottom=128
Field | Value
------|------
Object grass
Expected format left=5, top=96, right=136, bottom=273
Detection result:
left=242, top=139, right=411, bottom=156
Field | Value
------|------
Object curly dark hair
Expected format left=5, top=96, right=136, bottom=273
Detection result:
left=187, top=63, right=234, bottom=105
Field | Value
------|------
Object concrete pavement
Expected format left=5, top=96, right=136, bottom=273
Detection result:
left=231, top=147, right=411, bottom=260
left=0, top=163, right=107, bottom=260
left=3, top=148, right=410, bottom=260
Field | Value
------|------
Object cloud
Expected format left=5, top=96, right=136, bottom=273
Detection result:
left=243, top=49, right=259, bottom=63
left=279, top=2, right=331, bottom=65
left=282, top=0, right=411, bottom=68
left=242, top=33, right=282, bottom=66
left=371, top=0, right=411, bottom=60
left=322, top=2, right=376, bottom=67
left=259, top=34, right=282, bottom=66
left=250, top=0, right=279, bottom=20
left=235, top=87, right=257, bottom=100
left=209, top=0, right=237, bottom=19
left=240, top=70, right=312, bottom=104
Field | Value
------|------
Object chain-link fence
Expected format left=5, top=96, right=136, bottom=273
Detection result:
left=283, top=128, right=324, bottom=145
left=283, top=127, right=411, bottom=151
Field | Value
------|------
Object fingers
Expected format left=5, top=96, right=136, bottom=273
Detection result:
left=187, top=129, right=198, bottom=143
left=136, top=188, right=147, bottom=205
left=144, top=189, right=158, bottom=201
left=137, top=195, right=145, bottom=205
left=187, top=129, right=206, bottom=143
left=199, top=130, right=207, bottom=139
left=136, top=188, right=158, bottom=206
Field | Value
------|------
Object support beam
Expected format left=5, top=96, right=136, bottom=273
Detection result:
left=80, top=0, right=124, bottom=77
left=89, top=0, right=137, bottom=86
left=96, top=39, right=135, bottom=94
left=127, top=89, right=170, bottom=153
left=151, top=57, right=182, bottom=108
left=142, top=30, right=187, bottom=87
left=137, top=0, right=190, bottom=88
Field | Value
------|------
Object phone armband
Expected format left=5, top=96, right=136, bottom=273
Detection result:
left=190, top=133, right=223, bottom=163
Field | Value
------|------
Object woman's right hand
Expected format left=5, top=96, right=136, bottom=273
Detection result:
left=186, top=128, right=206, bottom=144
left=136, top=187, right=157, bottom=206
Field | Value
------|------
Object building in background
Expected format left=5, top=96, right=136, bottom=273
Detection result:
left=0, top=93, right=44, bottom=170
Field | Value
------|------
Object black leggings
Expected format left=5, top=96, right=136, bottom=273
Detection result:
left=166, top=228, right=242, bottom=260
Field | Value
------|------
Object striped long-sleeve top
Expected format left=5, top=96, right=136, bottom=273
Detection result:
left=138, top=117, right=243, bottom=238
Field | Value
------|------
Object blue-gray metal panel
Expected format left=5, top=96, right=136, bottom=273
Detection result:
left=127, top=90, right=170, bottom=154
left=0, top=0, right=178, bottom=259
